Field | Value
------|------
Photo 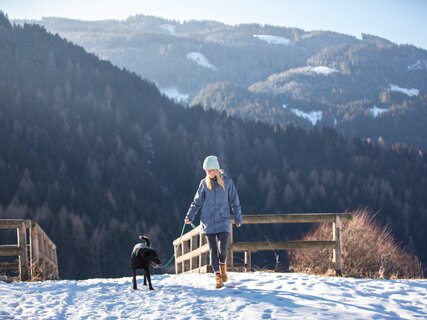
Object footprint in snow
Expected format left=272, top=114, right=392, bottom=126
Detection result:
left=262, top=308, right=273, bottom=319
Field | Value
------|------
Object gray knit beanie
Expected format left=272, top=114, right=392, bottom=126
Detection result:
left=202, top=155, right=220, bottom=170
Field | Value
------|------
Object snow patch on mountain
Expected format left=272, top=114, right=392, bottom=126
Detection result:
left=253, top=34, right=293, bottom=45
left=291, top=109, right=323, bottom=125
left=160, top=87, right=189, bottom=103
left=187, top=52, right=217, bottom=70
left=370, top=106, right=389, bottom=117
left=284, top=66, right=339, bottom=76
left=389, top=84, right=419, bottom=97
left=310, top=66, right=339, bottom=75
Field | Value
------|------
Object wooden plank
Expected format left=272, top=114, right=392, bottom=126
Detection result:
left=30, top=224, right=39, bottom=280
left=173, top=225, right=202, bottom=245
left=38, top=252, right=56, bottom=265
left=198, top=235, right=203, bottom=270
left=175, top=243, right=210, bottom=264
left=0, top=245, right=22, bottom=256
left=231, top=240, right=336, bottom=251
left=244, top=251, right=252, bottom=272
left=0, top=219, right=31, bottom=229
left=231, top=213, right=353, bottom=224
left=0, top=261, right=19, bottom=270
left=180, top=264, right=213, bottom=274
left=333, top=216, right=343, bottom=276
left=174, top=244, right=179, bottom=274
left=174, top=214, right=352, bottom=245
left=189, top=236, right=193, bottom=270
left=42, top=231, right=56, bottom=250
left=53, top=248, right=59, bottom=279
left=17, top=222, right=30, bottom=280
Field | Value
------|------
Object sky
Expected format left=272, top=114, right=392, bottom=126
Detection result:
left=1, top=0, right=427, bottom=50
left=1, top=272, right=426, bottom=319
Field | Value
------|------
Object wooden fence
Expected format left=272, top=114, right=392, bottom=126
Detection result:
left=0, top=219, right=59, bottom=281
left=173, top=213, right=353, bottom=275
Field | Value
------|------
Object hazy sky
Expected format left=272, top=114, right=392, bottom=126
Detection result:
left=2, top=0, right=426, bottom=49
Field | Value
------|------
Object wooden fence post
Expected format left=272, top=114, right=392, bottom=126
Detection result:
left=244, top=251, right=252, bottom=272
left=17, top=221, right=30, bottom=281
left=30, top=223, right=40, bottom=279
left=174, top=243, right=179, bottom=274
left=333, top=215, right=343, bottom=276
left=53, top=247, right=59, bottom=279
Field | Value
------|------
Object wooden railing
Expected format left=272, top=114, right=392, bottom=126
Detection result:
left=173, top=213, right=353, bottom=275
left=0, top=219, right=59, bottom=281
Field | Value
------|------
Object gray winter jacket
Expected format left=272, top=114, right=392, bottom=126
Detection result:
left=186, top=173, right=243, bottom=234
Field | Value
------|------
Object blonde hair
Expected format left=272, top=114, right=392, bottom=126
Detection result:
left=206, top=170, right=225, bottom=191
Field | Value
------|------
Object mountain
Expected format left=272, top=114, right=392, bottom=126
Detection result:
left=1, top=12, right=427, bottom=279
left=2, top=273, right=426, bottom=319
left=20, top=15, right=427, bottom=150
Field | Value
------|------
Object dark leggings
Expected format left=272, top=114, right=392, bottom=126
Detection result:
left=205, top=232, right=229, bottom=273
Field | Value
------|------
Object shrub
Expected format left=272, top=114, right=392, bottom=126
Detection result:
left=288, top=209, right=423, bottom=278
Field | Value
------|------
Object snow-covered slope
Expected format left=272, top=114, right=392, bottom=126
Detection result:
left=1, top=272, right=426, bottom=319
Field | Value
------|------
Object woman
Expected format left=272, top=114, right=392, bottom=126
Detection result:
left=185, top=155, right=242, bottom=288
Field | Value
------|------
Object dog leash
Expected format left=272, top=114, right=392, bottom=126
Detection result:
left=157, top=221, right=196, bottom=269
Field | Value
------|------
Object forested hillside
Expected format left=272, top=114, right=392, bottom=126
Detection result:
left=1, top=13, right=426, bottom=278
left=25, top=15, right=427, bottom=150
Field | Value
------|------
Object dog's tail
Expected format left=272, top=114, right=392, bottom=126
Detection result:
left=139, top=235, right=151, bottom=247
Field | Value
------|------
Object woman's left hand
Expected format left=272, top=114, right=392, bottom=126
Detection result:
left=236, top=223, right=241, bottom=228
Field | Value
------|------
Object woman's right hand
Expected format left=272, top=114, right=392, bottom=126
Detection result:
left=184, top=218, right=191, bottom=224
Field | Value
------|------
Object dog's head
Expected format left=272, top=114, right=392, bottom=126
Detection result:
left=141, top=248, right=161, bottom=268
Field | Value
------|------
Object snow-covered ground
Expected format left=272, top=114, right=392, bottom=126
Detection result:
left=1, top=272, right=426, bottom=319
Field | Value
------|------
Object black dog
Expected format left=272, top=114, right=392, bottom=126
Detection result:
left=131, top=236, right=161, bottom=290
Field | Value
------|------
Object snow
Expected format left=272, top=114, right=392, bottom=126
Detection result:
left=1, top=272, right=426, bottom=319
left=291, top=109, right=323, bottom=125
left=289, top=66, right=339, bottom=76
left=253, top=35, right=293, bottom=46
left=160, top=87, right=189, bottom=103
left=310, top=66, right=339, bottom=75
left=389, top=84, right=419, bottom=97
left=160, top=24, right=176, bottom=34
left=370, top=106, right=389, bottom=118
left=187, top=52, right=217, bottom=70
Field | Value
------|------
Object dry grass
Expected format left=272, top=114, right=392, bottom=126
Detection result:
left=289, top=209, right=424, bottom=278
left=30, top=260, right=46, bottom=281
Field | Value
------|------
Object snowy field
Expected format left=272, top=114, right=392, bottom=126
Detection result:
left=1, top=272, right=426, bottom=319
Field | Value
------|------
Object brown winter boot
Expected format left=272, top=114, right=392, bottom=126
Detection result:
left=219, top=263, right=228, bottom=283
left=215, top=272, right=224, bottom=288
